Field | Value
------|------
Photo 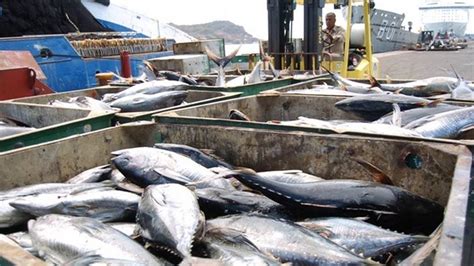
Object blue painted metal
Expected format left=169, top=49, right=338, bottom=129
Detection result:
left=0, top=35, right=173, bottom=92
left=96, top=19, right=149, bottom=38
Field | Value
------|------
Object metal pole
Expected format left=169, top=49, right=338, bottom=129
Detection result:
left=267, top=0, right=283, bottom=69
left=363, top=0, right=373, bottom=76
left=341, top=0, right=352, bottom=77
left=303, top=0, right=323, bottom=71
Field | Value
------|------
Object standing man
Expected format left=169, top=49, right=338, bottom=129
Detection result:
left=322, top=12, right=346, bottom=58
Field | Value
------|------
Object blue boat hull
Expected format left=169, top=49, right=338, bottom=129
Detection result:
left=0, top=35, right=172, bottom=92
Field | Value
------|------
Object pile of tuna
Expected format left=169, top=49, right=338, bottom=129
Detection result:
left=279, top=72, right=474, bottom=139
left=50, top=79, right=190, bottom=113
left=1, top=144, right=444, bottom=265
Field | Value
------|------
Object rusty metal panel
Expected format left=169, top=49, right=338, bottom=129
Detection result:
left=0, top=51, right=46, bottom=80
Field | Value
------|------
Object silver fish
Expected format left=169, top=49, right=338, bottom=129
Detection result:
left=0, top=199, right=32, bottom=228
left=49, top=96, right=117, bottom=111
left=66, top=165, right=112, bottom=184
left=10, top=189, right=139, bottom=222
left=137, top=184, right=204, bottom=258
left=7, top=231, right=38, bottom=256
left=373, top=104, right=462, bottom=127
left=298, top=217, right=428, bottom=259
left=198, top=227, right=281, bottom=265
left=404, top=106, right=474, bottom=138
left=102, top=79, right=188, bottom=102
left=0, top=182, right=112, bottom=201
left=112, top=147, right=232, bottom=189
left=207, top=214, right=372, bottom=265
left=28, top=214, right=165, bottom=265
left=257, top=170, right=324, bottom=183
left=109, top=91, right=188, bottom=112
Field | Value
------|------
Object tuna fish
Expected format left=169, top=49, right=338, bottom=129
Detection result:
left=256, top=170, right=324, bottom=183
left=0, top=124, right=36, bottom=138
left=10, top=189, right=140, bottom=222
left=49, top=96, right=118, bottom=111
left=0, top=182, right=112, bottom=201
left=404, top=106, right=474, bottom=138
left=65, top=164, right=113, bottom=184
left=196, top=227, right=281, bottom=265
left=153, top=143, right=233, bottom=169
left=335, top=94, right=436, bottom=121
left=0, top=199, right=32, bottom=228
left=230, top=170, right=444, bottom=234
left=136, top=184, right=204, bottom=259
left=109, top=90, right=188, bottom=112
left=7, top=231, right=37, bottom=256
left=207, top=214, right=373, bottom=265
left=195, top=187, right=293, bottom=219
left=204, top=46, right=240, bottom=87
left=297, top=217, right=429, bottom=259
left=102, top=79, right=188, bottom=102
left=373, top=104, right=462, bottom=127
left=28, top=214, right=165, bottom=265
left=111, top=147, right=233, bottom=189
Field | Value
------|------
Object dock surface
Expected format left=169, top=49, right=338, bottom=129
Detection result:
left=376, top=42, right=474, bottom=80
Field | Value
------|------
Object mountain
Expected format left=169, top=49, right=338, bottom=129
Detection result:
left=169, top=20, right=260, bottom=44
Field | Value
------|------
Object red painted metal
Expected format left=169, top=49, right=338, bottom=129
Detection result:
left=120, top=51, right=131, bottom=78
left=0, top=51, right=54, bottom=100
left=0, top=67, right=54, bottom=100
left=0, top=51, right=46, bottom=80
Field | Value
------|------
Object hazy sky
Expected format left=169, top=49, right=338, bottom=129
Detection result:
left=115, top=0, right=474, bottom=38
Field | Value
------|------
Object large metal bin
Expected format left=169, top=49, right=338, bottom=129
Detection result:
left=11, top=86, right=242, bottom=123
left=0, top=123, right=470, bottom=265
left=188, top=77, right=300, bottom=96
left=154, top=94, right=474, bottom=143
left=0, top=102, right=115, bottom=152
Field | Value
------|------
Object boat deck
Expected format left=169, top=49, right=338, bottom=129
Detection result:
left=376, top=41, right=474, bottom=80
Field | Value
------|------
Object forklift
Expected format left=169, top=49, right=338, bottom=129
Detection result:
left=267, top=0, right=380, bottom=78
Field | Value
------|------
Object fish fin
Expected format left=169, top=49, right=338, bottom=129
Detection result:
left=298, top=222, right=334, bottom=238
left=385, top=75, right=392, bottom=84
left=393, top=88, right=403, bottom=94
left=339, top=82, right=348, bottom=91
left=424, top=98, right=444, bottom=107
left=368, top=75, right=382, bottom=89
left=455, top=124, right=474, bottom=139
left=204, top=46, right=240, bottom=68
left=391, top=104, right=402, bottom=127
left=228, top=109, right=251, bottom=121
left=234, top=167, right=258, bottom=175
left=153, top=167, right=190, bottom=185
left=353, top=158, right=395, bottom=185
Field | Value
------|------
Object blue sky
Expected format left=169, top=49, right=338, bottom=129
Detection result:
left=115, top=0, right=474, bottom=38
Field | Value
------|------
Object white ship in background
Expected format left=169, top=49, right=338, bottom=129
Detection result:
left=419, top=0, right=473, bottom=36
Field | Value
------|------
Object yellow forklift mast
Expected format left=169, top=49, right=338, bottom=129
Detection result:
left=267, top=0, right=380, bottom=78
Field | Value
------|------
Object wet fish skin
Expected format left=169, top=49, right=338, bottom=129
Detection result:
left=373, top=104, right=462, bottom=127
left=257, top=170, right=324, bottom=183
left=335, top=94, right=433, bottom=121
left=107, top=222, right=138, bottom=238
left=137, top=184, right=203, bottom=258
left=10, top=189, right=140, bottom=222
left=0, top=199, right=32, bottom=228
left=66, top=164, right=113, bottom=184
left=154, top=143, right=233, bottom=169
left=298, top=217, right=429, bottom=259
left=102, top=79, right=188, bottom=102
left=50, top=96, right=117, bottom=111
left=207, top=214, right=372, bottom=265
left=197, top=227, right=281, bottom=265
left=404, top=106, right=474, bottom=138
left=28, top=214, right=166, bottom=265
left=112, top=147, right=232, bottom=189
left=231, top=171, right=444, bottom=234
left=0, top=182, right=113, bottom=201
left=195, top=187, right=293, bottom=219
left=109, top=90, right=188, bottom=112
left=7, top=231, right=38, bottom=256
left=0, top=125, right=36, bottom=138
